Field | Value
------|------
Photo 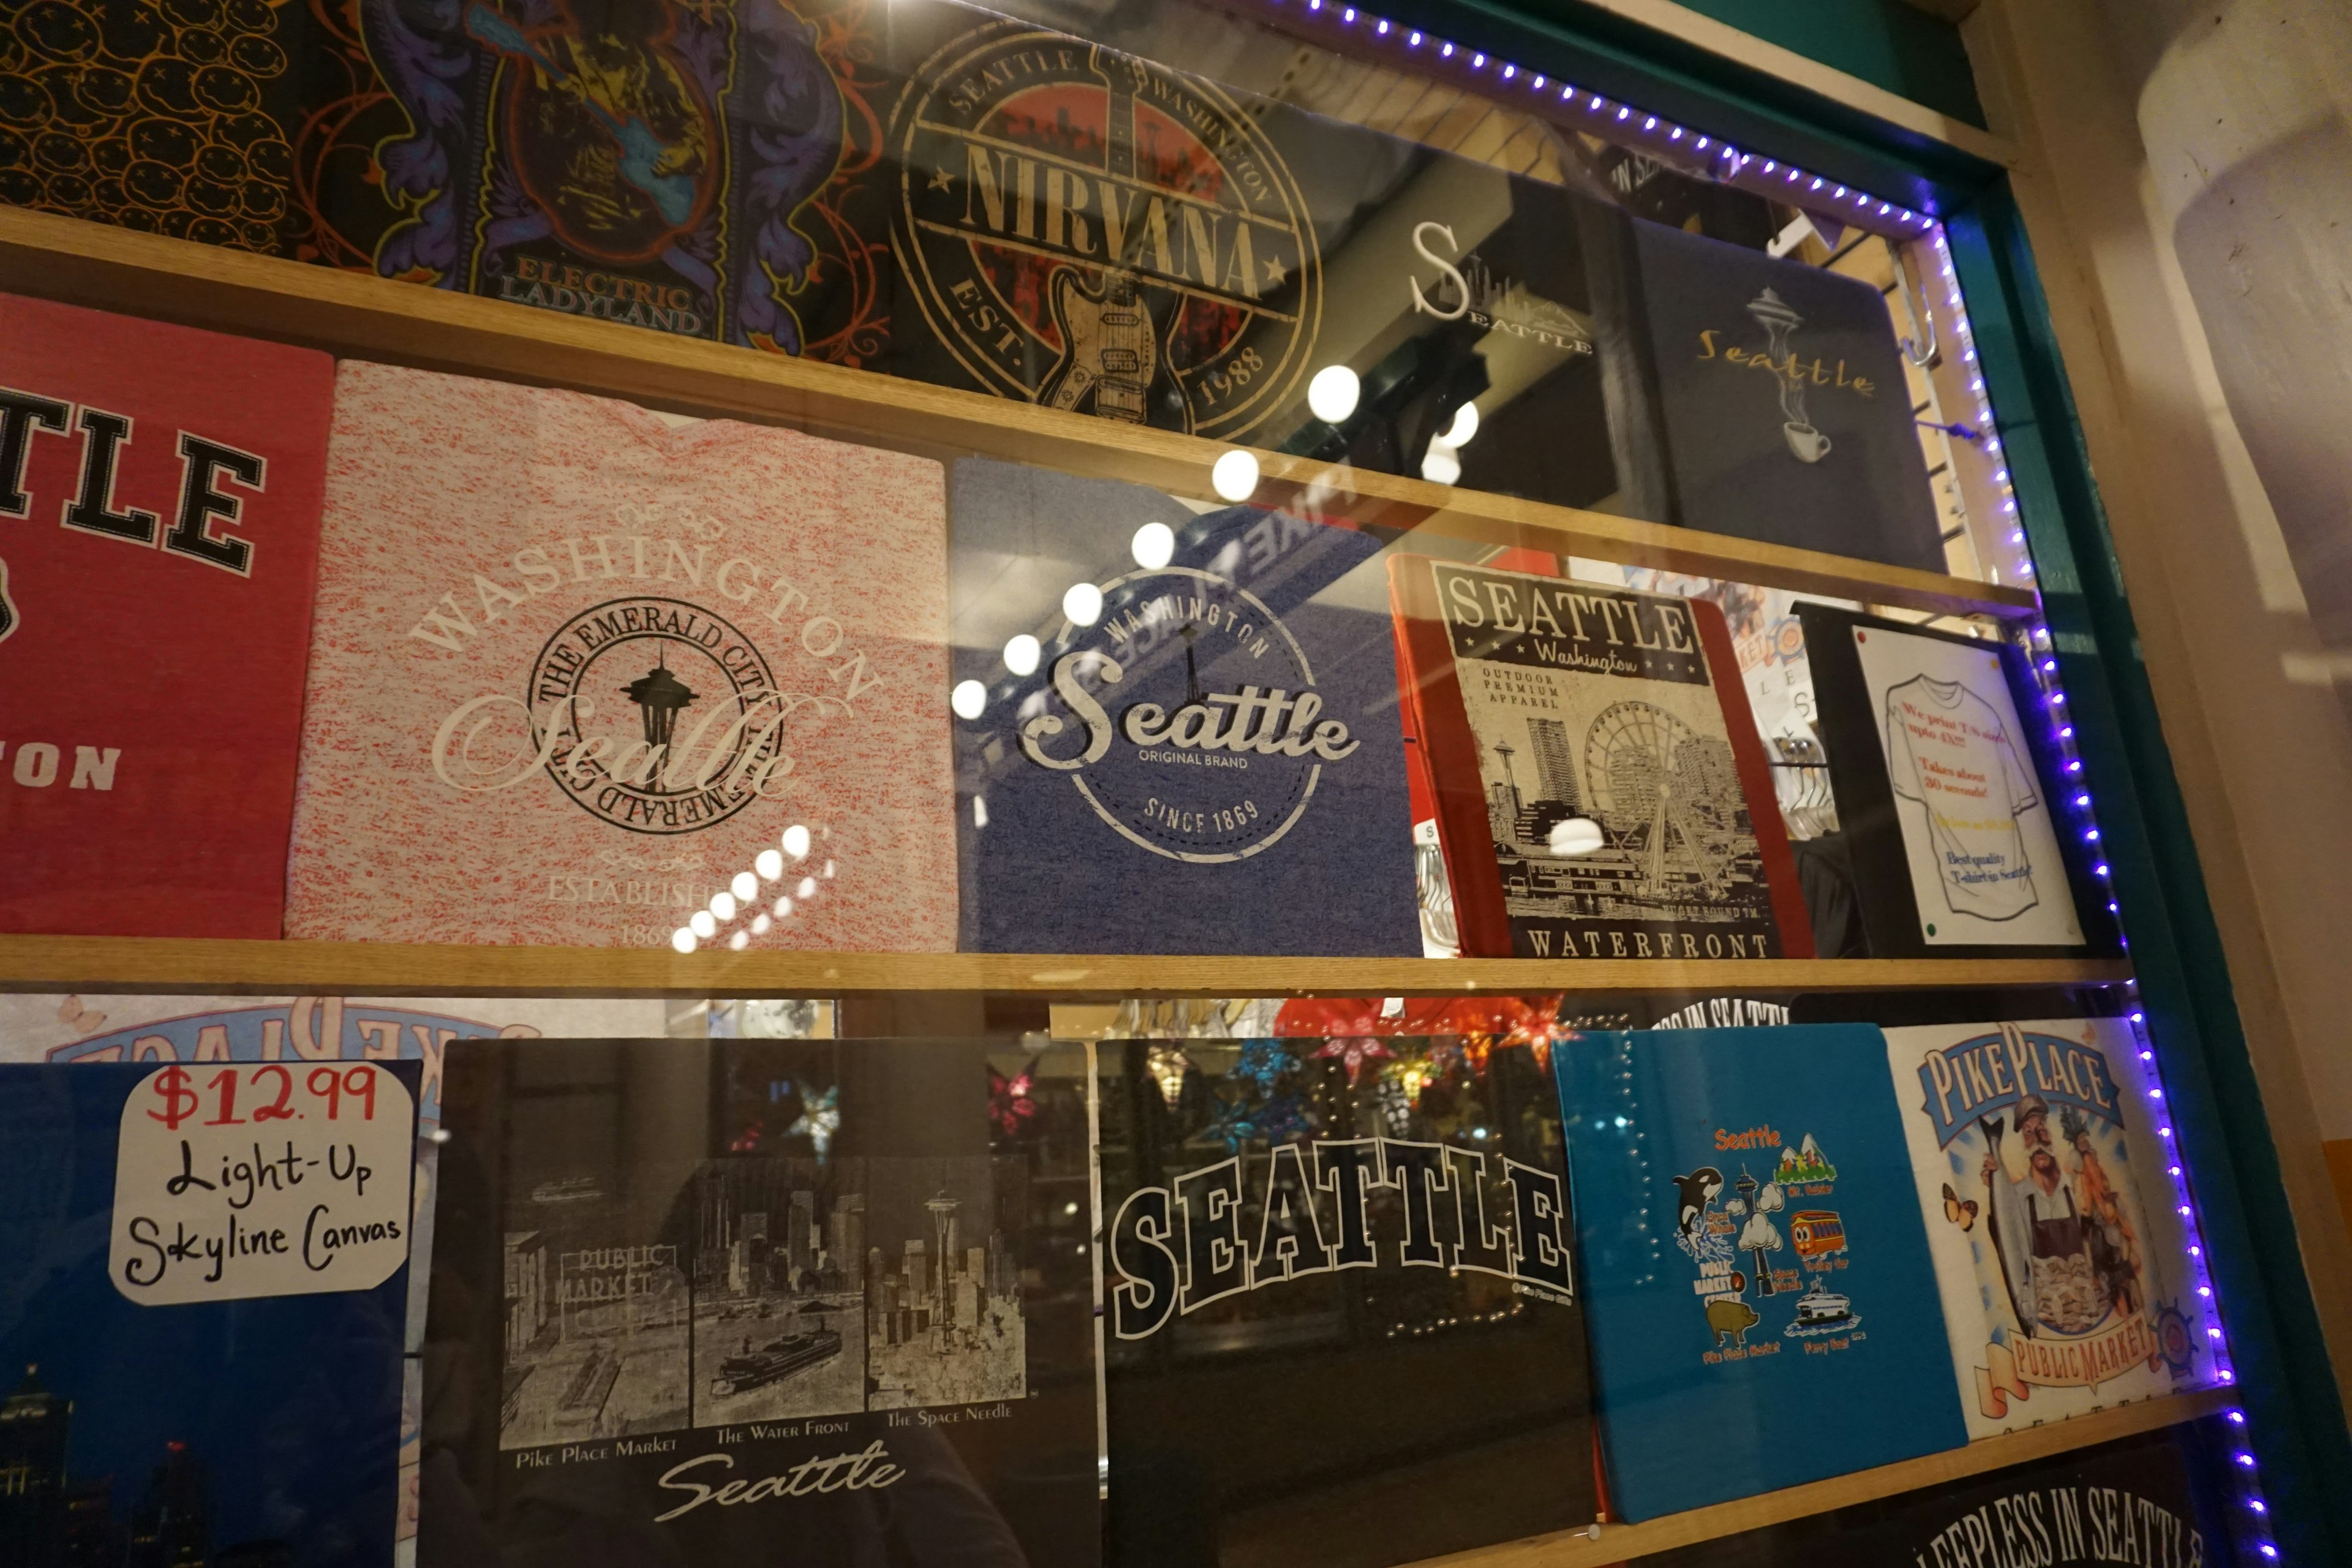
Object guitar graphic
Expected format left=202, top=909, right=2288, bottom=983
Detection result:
left=1041, top=61, right=1160, bottom=426
left=464, top=3, right=698, bottom=230
left=0, top=555, right=17, bottom=646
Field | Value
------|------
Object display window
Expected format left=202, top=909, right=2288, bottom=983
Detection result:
left=0, top=0, right=2313, bottom=1564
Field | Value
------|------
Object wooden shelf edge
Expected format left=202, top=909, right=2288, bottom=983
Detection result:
left=0, top=208, right=2035, bottom=622
left=0, top=935, right=2130, bottom=998
left=1401, top=1387, right=2231, bottom=1568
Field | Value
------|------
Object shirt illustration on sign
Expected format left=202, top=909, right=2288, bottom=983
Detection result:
left=1675, top=1130, right=1860, bottom=1365
left=1880, top=673, right=2042, bottom=923
left=1847, top=620, right=2081, bottom=948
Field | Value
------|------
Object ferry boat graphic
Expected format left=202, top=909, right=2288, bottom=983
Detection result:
left=1791, top=1283, right=1853, bottom=1328
left=710, top=1327, right=843, bottom=1396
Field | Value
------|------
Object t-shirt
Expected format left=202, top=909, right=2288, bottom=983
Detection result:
left=1553, top=1024, right=1967, bottom=1520
left=1881, top=675, right=2041, bottom=920
left=285, top=362, right=954, bottom=949
left=0, top=293, right=333, bottom=937
left=950, top=459, right=1418, bottom=956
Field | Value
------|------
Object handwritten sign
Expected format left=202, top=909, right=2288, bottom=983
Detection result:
left=111, top=1061, right=415, bottom=1306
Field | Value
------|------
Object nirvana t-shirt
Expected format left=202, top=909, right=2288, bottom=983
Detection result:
left=1882, top=676, right=2041, bottom=921
left=286, top=362, right=953, bottom=949
left=1, top=293, right=333, bottom=937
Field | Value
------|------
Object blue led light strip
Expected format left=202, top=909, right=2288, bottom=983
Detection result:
left=1275, top=0, right=1942, bottom=237
left=1246, top=1, right=2276, bottom=1548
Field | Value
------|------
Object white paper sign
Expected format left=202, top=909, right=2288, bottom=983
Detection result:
left=1852, top=625, right=2083, bottom=946
left=111, top=1061, right=416, bottom=1306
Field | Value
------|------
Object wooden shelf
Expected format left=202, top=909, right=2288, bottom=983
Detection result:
left=0, top=934, right=2128, bottom=998
left=0, top=208, right=2036, bottom=622
left=1394, top=1388, right=2230, bottom=1568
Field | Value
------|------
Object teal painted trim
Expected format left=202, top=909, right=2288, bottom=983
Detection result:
left=1542, top=0, right=1983, bottom=126
left=1948, top=188, right=2352, bottom=1565
left=1355, top=0, right=1998, bottom=211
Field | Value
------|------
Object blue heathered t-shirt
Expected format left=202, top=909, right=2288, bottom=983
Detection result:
left=950, top=458, right=1419, bottom=956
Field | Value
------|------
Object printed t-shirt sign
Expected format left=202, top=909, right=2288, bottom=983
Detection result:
left=1853, top=620, right=2079, bottom=949
left=1849, top=617, right=2079, bottom=943
left=0, top=293, right=333, bottom=937
left=1886, top=1017, right=2207, bottom=1438
left=1795, top=605, right=2109, bottom=957
left=1877, top=668, right=2049, bottom=923
left=285, top=361, right=954, bottom=949
left=1554, top=1025, right=1967, bottom=1520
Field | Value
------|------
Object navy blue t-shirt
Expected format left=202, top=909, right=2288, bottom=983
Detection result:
left=950, top=459, right=1418, bottom=955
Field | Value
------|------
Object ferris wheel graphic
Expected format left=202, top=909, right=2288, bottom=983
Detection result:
left=1583, top=701, right=1746, bottom=896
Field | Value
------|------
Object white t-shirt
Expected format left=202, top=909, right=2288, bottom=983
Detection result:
left=1882, top=676, right=2041, bottom=920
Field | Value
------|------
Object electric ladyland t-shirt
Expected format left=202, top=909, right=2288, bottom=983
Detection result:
left=1880, top=675, right=2041, bottom=921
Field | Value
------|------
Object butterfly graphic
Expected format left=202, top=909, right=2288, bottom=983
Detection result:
left=788, top=1085, right=840, bottom=1159
left=1314, top=1036, right=1395, bottom=1087
left=1942, top=1182, right=1980, bottom=1231
left=56, top=995, right=107, bottom=1036
left=989, top=1065, right=1038, bottom=1138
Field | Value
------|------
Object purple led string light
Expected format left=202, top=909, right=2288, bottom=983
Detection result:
left=1923, top=223, right=2275, bottom=1556
left=1255, top=0, right=1937, bottom=238
left=1253, top=0, right=2267, bottom=1543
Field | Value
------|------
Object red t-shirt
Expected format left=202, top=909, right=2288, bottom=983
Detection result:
left=1, top=293, right=333, bottom=936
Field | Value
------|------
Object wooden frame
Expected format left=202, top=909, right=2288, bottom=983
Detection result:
left=1401, top=1390, right=2226, bottom=1567
left=0, top=208, right=2034, bottom=624
left=0, top=933, right=2127, bottom=999
left=0, top=0, right=2303, bottom=1542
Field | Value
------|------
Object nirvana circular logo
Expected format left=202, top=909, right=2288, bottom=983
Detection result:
left=889, top=23, right=1321, bottom=439
left=1016, top=568, right=1357, bottom=862
left=527, top=598, right=783, bottom=835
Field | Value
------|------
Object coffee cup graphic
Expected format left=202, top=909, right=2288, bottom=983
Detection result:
left=1746, top=288, right=1836, bottom=467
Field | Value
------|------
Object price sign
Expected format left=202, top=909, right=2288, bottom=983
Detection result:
left=110, top=1061, right=416, bottom=1306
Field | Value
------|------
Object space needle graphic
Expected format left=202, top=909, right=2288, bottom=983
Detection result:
left=925, top=1190, right=961, bottom=1333
left=625, top=641, right=698, bottom=753
left=1178, top=623, right=1207, bottom=707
